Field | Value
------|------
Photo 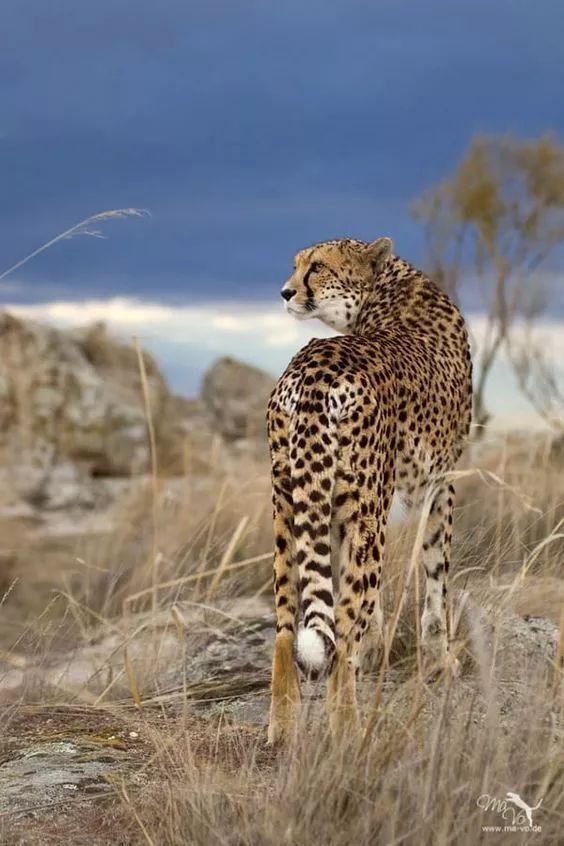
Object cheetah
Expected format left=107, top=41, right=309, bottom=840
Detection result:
left=266, top=236, right=472, bottom=744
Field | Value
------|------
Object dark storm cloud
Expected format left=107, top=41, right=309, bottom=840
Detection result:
left=1, top=0, right=563, bottom=302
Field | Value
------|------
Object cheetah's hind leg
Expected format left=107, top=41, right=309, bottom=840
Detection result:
left=420, top=482, right=460, bottom=681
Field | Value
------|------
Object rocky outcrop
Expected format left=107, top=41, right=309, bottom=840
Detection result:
left=0, top=315, right=275, bottom=511
left=0, top=315, right=187, bottom=506
left=201, top=356, right=275, bottom=442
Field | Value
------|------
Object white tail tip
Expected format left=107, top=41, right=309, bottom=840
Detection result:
left=296, top=627, right=327, bottom=674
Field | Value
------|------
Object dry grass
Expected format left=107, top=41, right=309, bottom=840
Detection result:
left=115, top=680, right=562, bottom=846
left=73, top=459, right=273, bottom=621
left=60, top=432, right=563, bottom=628
left=2, top=675, right=560, bottom=845
left=0, top=429, right=562, bottom=844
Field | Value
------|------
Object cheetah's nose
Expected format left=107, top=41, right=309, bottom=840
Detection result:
left=281, top=288, right=296, bottom=301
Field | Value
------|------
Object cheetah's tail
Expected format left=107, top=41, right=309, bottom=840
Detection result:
left=296, top=625, right=334, bottom=678
left=290, top=410, right=338, bottom=680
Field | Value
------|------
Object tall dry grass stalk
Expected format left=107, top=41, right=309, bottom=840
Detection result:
left=0, top=209, right=147, bottom=282
left=134, top=334, right=161, bottom=617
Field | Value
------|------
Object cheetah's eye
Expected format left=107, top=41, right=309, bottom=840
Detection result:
left=310, top=262, right=324, bottom=273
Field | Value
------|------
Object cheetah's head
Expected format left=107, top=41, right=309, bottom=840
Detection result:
left=280, top=236, right=393, bottom=332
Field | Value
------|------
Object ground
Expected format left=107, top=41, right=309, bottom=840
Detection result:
left=0, top=432, right=562, bottom=845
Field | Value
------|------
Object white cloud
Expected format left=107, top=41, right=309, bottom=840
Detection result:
left=468, top=313, right=564, bottom=359
left=6, top=297, right=334, bottom=354
left=5, top=296, right=563, bottom=428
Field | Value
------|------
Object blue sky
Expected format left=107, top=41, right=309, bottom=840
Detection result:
left=1, top=0, right=564, bottom=419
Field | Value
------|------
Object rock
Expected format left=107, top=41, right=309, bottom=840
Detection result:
left=0, top=314, right=190, bottom=499
left=495, top=614, right=559, bottom=680
left=0, top=315, right=274, bottom=509
left=201, top=356, right=275, bottom=443
left=0, top=597, right=274, bottom=702
left=454, top=592, right=559, bottom=667
left=0, top=741, right=119, bottom=814
left=173, top=396, right=222, bottom=473
left=25, top=460, right=97, bottom=511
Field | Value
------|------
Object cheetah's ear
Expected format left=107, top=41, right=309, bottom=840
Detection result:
left=365, top=237, right=393, bottom=275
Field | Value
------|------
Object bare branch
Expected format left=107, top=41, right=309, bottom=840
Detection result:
left=412, top=134, right=564, bottom=432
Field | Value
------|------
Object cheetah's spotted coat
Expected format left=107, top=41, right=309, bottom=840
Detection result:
left=267, top=237, right=472, bottom=743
